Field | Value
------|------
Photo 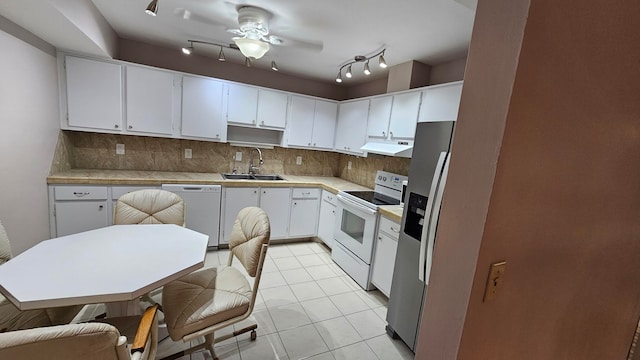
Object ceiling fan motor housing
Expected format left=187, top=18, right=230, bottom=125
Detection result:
left=237, top=6, right=270, bottom=36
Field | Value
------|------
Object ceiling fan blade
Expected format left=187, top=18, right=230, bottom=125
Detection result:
left=227, top=28, right=245, bottom=36
left=269, top=34, right=324, bottom=52
left=173, top=7, right=228, bottom=29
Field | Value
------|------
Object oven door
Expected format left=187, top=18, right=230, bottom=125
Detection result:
left=335, top=194, right=378, bottom=264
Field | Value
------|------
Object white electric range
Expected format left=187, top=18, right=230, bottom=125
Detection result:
left=332, top=170, right=407, bottom=290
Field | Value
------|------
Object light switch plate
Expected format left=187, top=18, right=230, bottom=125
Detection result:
left=116, top=144, right=125, bottom=155
left=184, top=149, right=192, bottom=159
left=235, top=152, right=243, bottom=161
left=348, top=161, right=352, bottom=170
left=483, top=261, right=507, bottom=302
left=296, top=156, right=302, bottom=165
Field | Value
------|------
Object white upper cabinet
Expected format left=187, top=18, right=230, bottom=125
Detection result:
left=287, top=96, right=337, bottom=149
left=389, top=91, right=422, bottom=138
left=125, top=66, right=175, bottom=135
left=181, top=76, right=226, bottom=142
left=366, top=97, right=393, bottom=138
left=226, top=83, right=259, bottom=125
left=418, top=81, right=463, bottom=122
left=256, top=89, right=288, bottom=129
left=65, top=56, right=123, bottom=131
left=311, top=100, right=337, bottom=149
left=335, top=99, right=369, bottom=155
left=227, top=84, right=287, bottom=129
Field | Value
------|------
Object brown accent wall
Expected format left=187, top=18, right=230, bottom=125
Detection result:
left=416, top=0, right=640, bottom=359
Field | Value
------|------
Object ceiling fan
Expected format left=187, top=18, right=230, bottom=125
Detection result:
left=174, top=4, right=323, bottom=60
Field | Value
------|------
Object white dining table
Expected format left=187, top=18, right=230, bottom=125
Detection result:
left=0, top=224, right=208, bottom=315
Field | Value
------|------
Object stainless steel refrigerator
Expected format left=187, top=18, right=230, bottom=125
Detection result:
left=386, top=121, right=455, bottom=351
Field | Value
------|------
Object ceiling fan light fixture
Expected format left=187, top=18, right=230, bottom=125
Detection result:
left=234, top=38, right=270, bottom=60
left=379, top=53, right=387, bottom=68
left=345, top=64, right=353, bottom=78
left=364, top=61, right=371, bottom=75
left=145, top=0, right=158, bottom=16
left=218, top=47, right=226, bottom=61
left=271, top=61, right=279, bottom=71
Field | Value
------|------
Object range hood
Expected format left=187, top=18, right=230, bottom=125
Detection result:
left=360, top=141, right=414, bottom=158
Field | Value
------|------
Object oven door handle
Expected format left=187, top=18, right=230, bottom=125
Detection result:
left=336, top=194, right=377, bottom=216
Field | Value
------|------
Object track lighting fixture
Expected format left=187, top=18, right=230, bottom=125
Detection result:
left=145, top=0, right=159, bottom=16
left=336, top=48, right=388, bottom=83
left=180, top=39, right=280, bottom=71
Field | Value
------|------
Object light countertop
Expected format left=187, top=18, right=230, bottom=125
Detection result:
left=378, top=205, right=404, bottom=223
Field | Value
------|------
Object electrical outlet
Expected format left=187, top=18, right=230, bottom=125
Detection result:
left=235, top=152, right=243, bottom=161
left=296, top=156, right=302, bottom=165
left=184, top=149, right=192, bottom=159
left=116, top=143, right=125, bottom=155
left=348, top=161, right=352, bottom=170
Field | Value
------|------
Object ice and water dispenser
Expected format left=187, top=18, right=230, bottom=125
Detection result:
left=403, top=192, right=428, bottom=241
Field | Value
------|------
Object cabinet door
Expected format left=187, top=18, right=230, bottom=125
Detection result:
left=418, top=82, right=463, bottom=122
left=259, top=187, right=291, bottom=239
left=227, top=83, right=258, bottom=125
left=312, top=100, right=338, bottom=149
left=289, top=198, right=320, bottom=238
left=181, top=76, right=226, bottom=141
left=317, top=199, right=336, bottom=248
left=221, top=187, right=259, bottom=243
left=54, top=201, right=109, bottom=237
left=65, top=56, right=123, bottom=131
left=257, top=90, right=288, bottom=129
left=367, top=96, right=392, bottom=138
left=287, top=96, right=315, bottom=147
left=389, top=91, right=421, bottom=139
left=335, top=99, right=369, bottom=154
left=125, top=66, right=175, bottom=135
left=370, top=231, right=399, bottom=297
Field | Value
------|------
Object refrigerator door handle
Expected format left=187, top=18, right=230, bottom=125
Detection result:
left=418, top=152, right=448, bottom=282
left=423, top=153, right=451, bottom=285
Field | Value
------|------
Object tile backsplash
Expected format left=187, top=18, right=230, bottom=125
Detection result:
left=52, top=131, right=410, bottom=189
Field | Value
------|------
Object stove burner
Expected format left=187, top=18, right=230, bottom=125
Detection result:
left=343, top=191, right=400, bottom=206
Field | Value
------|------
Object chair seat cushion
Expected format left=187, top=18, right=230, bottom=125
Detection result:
left=162, top=266, right=251, bottom=341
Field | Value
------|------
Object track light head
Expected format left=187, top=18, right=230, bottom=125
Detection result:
left=364, top=61, right=371, bottom=75
left=379, top=53, right=387, bottom=68
left=245, top=57, right=252, bottom=67
left=336, top=71, right=343, bottom=83
left=145, top=0, right=158, bottom=16
left=218, top=47, right=226, bottom=61
left=345, top=64, right=353, bottom=78
left=181, top=45, right=193, bottom=55
left=271, top=61, right=279, bottom=71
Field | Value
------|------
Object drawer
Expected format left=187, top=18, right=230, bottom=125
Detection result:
left=378, top=216, right=401, bottom=239
left=111, top=186, right=159, bottom=200
left=292, top=188, right=320, bottom=199
left=322, top=190, right=337, bottom=205
left=54, top=186, right=108, bottom=200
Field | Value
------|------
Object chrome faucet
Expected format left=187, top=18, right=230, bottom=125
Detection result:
left=248, top=147, right=263, bottom=175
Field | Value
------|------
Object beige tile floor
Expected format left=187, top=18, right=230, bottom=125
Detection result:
left=155, top=241, right=415, bottom=360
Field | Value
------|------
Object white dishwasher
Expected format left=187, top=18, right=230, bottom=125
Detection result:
left=161, top=184, right=221, bottom=248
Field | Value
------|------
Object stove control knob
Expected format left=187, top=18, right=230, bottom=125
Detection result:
left=383, top=176, right=387, bottom=181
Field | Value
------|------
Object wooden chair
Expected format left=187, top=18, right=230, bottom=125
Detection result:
left=160, top=207, right=270, bottom=360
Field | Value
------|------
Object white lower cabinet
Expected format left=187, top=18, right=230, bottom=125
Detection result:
left=50, top=186, right=110, bottom=237
left=317, top=190, right=337, bottom=248
left=259, top=187, right=292, bottom=239
left=288, top=188, right=320, bottom=238
left=221, top=187, right=260, bottom=244
left=371, top=215, right=401, bottom=297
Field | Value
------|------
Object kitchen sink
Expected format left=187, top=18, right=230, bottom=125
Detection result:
left=221, top=173, right=286, bottom=181
left=252, top=174, right=285, bottom=181
left=222, top=173, right=254, bottom=180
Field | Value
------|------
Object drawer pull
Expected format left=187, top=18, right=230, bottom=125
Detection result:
left=390, top=226, right=400, bottom=233
left=73, top=192, right=90, bottom=197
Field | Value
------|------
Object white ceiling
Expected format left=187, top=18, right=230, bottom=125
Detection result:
left=1, top=0, right=476, bottom=85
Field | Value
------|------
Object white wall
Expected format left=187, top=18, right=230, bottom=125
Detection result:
left=0, top=26, right=59, bottom=254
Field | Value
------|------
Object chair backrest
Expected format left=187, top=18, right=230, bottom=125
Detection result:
left=228, top=207, right=270, bottom=277
left=114, top=189, right=185, bottom=225
left=0, top=322, right=129, bottom=360
left=0, top=221, right=13, bottom=265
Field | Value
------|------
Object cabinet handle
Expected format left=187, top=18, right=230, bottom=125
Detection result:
left=293, top=202, right=297, bottom=205
left=263, top=191, right=266, bottom=194
left=382, top=131, right=386, bottom=136
left=253, top=190, right=257, bottom=194
left=390, top=131, right=394, bottom=137
left=98, top=205, right=104, bottom=210
left=216, top=134, right=220, bottom=138
left=390, top=226, right=400, bottom=233
left=308, top=142, right=311, bottom=146
left=128, top=125, right=133, bottom=129
left=73, top=192, right=90, bottom=197
left=114, top=124, right=119, bottom=129
left=261, top=120, right=264, bottom=125
left=378, top=236, right=383, bottom=240
left=332, top=210, right=335, bottom=214
left=253, top=120, right=256, bottom=124
left=313, top=143, right=316, bottom=146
